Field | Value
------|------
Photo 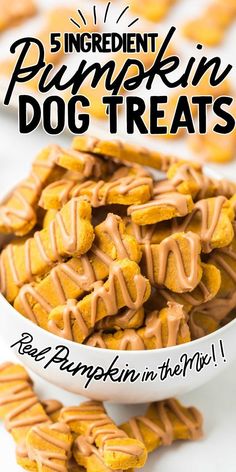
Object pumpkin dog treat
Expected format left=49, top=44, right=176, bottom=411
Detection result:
left=1, top=197, right=94, bottom=303
left=189, top=310, right=220, bottom=339
left=40, top=173, right=153, bottom=210
left=141, top=231, right=202, bottom=293
left=173, top=196, right=234, bottom=253
left=0, top=362, right=50, bottom=470
left=128, top=192, right=193, bottom=225
left=73, top=435, right=117, bottom=472
left=60, top=401, right=147, bottom=470
left=0, top=0, right=37, bottom=32
left=48, top=258, right=151, bottom=343
left=157, top=262, right=221, bottom=314
left=72, top=135, right=180, bottom=172
left=183, top=0, right=236, bottom=46
left=14, top=213, right=141, bottom=328
left=26, top=422, right=73, bottom=472
left=129, top=0, right=177, bottom=22
left=86, top=303, right=190, bottom=350
left=121, top=398, right=203, bottom=452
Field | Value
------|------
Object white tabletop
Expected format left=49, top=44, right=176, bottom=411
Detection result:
left=0, top=0, right=236, bottom=468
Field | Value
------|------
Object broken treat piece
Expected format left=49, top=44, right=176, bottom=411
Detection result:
left=121, top=398, right=203, bottom=452
left=48, top=259, right=151, bottom=343
left=60, top=401, right=147, bottom=470
left=86, top=303, right=190, bottom=350
left=26, top=422, right=73, bottom=472
left=40, top=174, right=153, bottom=210
left=0, top=0, right=37, bottom=32
left=72, top=135, right=180, bottom=172
left=13, top=213, right=141, bottom=329
left=1, top=197, right=94, bottom=303
left=0, top=362, right=49, bottom=470
left=129, top=0, right=176, bottom=22
left=127, top=192, right=193, bottom=225
left=141, top=232, right=202, bottom=293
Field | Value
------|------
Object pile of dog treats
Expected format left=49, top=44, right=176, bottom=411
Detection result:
left=0, top=361, right=203, bottom=471
left=0, top=136, right=236, bottom=349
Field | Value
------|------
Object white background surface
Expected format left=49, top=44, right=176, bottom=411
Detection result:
left=0, top=0, right=236, bottom=470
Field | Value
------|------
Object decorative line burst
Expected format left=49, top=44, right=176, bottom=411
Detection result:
left=70, top=2, right=139, bottom=29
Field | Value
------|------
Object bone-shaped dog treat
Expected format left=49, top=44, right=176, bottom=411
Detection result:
left=120, top=398, right=203, bottom=452
left=86, top=303, right=190, bottom=350
left=26, top=422, right=73, bottom=472
left=141, top=232, right=202, bottom=293
left=48, top=259, right=151, bottom=343
left=0, top=197, right=94, bottom=303
left=60, top=401, right=147, bottom=470
left=13, top=213, right=141, bottom=329
left=127, top=192, right=193, bottom=225
left=40, top=174, right=153, bottom=210
left=0, top=362, right=50, bottom=470
left=72, top=135, right=180, bottom=172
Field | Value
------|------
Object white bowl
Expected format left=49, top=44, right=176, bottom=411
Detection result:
left=0, top=293, right=235, bottom=404
left=0, top=166, right=236, bottom=403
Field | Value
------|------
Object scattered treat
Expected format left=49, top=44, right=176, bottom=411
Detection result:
left=120, top=398, right=203, bottom=451
left=129, top=0, right=177, bottom=22
left=26, top=422, right=73, bottom=471
left=60, top=401, right=147, bottom=470
left=0, top=0, right=37, bottom=32
left=0, top=362, right=49, bottom=469
left=86, top=302, right=191, bottom=350
left=1, top=135, right=235, bottom=349
left=183, top=0, right=236, bottom=46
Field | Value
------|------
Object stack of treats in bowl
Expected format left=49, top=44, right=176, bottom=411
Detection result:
left=1, top=135, right=236, bottom=470
left=1, top=135, right=236, bottom=347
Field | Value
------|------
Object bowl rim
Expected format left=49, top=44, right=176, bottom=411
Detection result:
left=1, top=292, right=236, bottom=357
